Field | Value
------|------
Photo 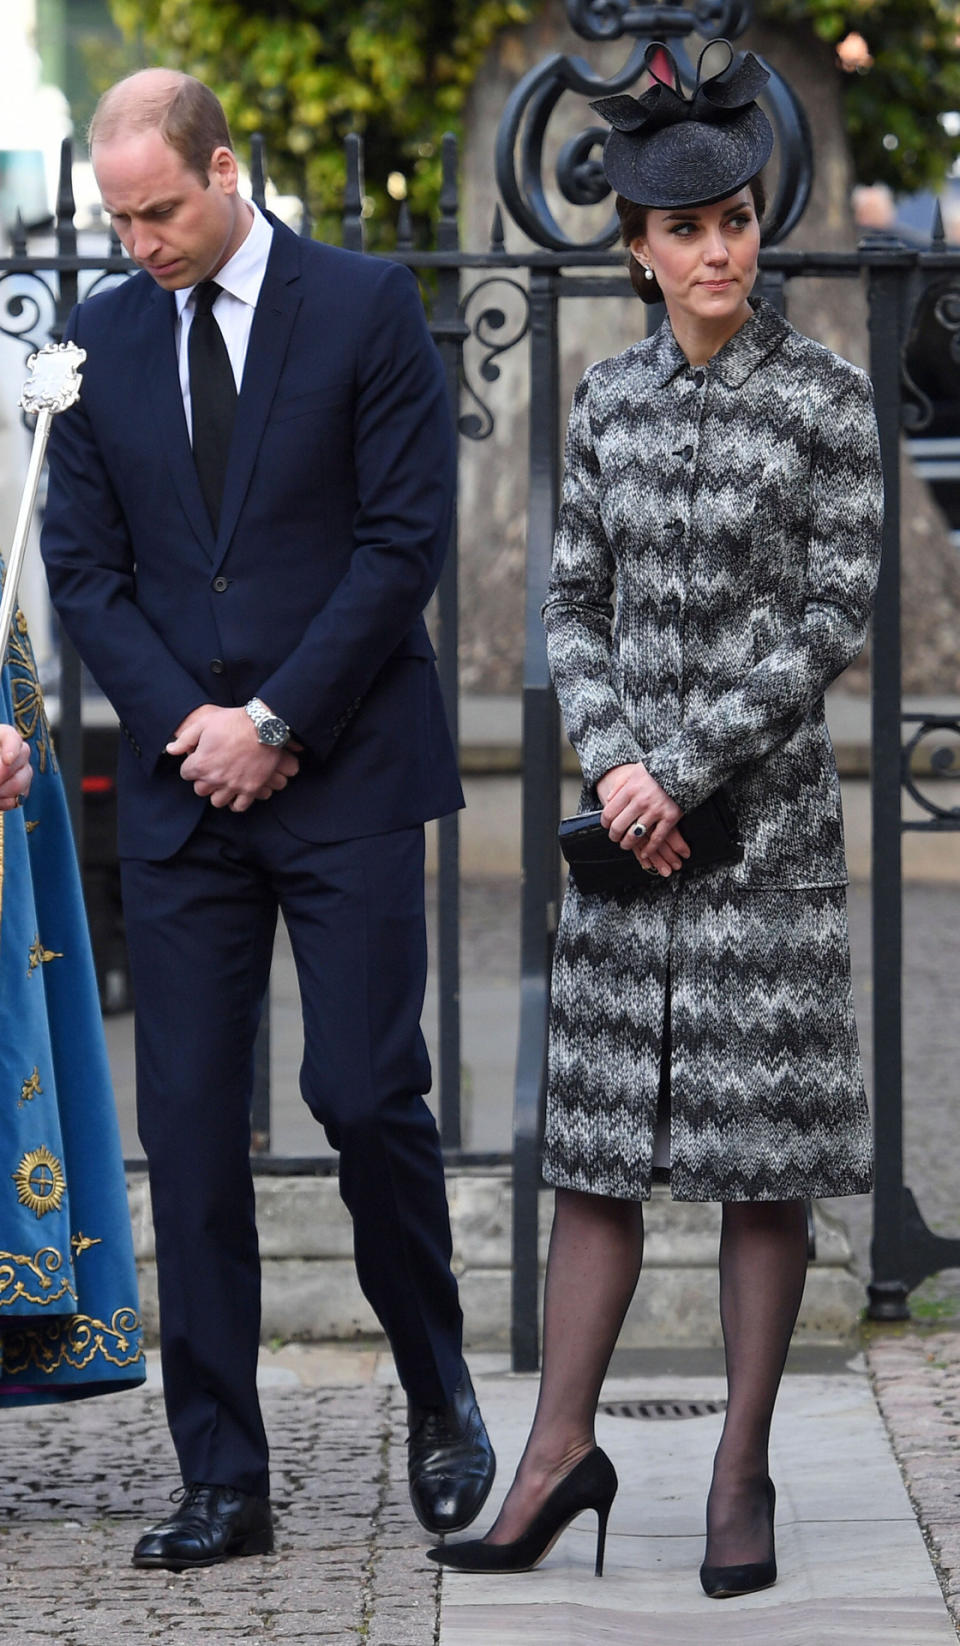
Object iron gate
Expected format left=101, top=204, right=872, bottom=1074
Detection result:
left=1, top=0, right=958, bottom=1370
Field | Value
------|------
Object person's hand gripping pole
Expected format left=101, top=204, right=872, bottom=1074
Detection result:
left=0, top=342, right=87, bottom=660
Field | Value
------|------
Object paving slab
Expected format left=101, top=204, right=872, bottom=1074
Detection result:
left=435, top=1361, right=958, bottom=1645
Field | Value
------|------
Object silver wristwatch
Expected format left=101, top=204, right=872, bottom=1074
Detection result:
left=244, top=697, right=289, bottom=747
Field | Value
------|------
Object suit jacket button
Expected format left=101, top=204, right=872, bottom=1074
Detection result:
left=210, top=658, right=225, bottom=675
left=212, top=576, right=229, bottom=593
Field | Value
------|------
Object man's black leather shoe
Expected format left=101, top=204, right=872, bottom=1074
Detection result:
left=132, top=1483, right=274, bottom=1571
left=408, top=1364, right=496, bottom=1534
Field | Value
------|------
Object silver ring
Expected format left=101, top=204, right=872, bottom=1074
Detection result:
left=14, top=793, right=24, bottom=808
left=643, top=862, right=660, bottom=876
left=632, top=822, right=647, bottom=838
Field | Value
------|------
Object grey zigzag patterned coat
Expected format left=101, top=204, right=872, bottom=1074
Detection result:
left=542, top=299, right=883, bottom=1203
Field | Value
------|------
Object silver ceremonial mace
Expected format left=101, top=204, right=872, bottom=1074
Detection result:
left=0, top=340, right=86, bottom=659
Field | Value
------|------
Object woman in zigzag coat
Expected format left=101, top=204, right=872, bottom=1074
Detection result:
left=428, top=43, right=882, bottom=1598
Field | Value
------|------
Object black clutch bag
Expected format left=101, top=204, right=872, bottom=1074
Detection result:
left=558, top=786, right=742, bottom=894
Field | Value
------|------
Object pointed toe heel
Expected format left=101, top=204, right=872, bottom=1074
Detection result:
left=427, top=1446, right=618, bottom=1577
left=700, top=1478, right=777, bottom=1600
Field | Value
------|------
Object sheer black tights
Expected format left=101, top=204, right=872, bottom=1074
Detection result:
left=482, top=1190, right=807, bottom=1561
left=485, top=1187, right=644, bottom=1544
left=705, top=1198, right=809, bottom=1567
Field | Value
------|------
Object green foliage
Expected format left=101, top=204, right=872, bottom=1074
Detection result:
left=105, top=0, right=960, bottom=241
left=106, top=0, right=535, bottom=245
left=764, top=0, right=960, bottom=191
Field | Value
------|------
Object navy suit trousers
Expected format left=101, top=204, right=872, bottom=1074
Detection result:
left=121, top=808, right=463, bottom=1497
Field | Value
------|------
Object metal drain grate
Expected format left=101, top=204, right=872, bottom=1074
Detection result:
left=600, top=1398, right=726, bottom=1421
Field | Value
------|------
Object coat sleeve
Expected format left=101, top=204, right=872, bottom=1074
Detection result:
left=256, top=260, right=455, bottom=756
left=643, top=365, right=883, bottom=815
left=41, top=306, right=209, bottom=772
left=542, top=370, right=645, bottom=787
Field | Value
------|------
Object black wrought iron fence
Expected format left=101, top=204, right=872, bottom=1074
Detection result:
left=2, top=0, right=959, bottom=1370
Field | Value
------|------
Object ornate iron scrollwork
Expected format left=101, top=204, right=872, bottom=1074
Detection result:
left=902, top=718, right=960, bottom=823
left=566, top=1, right=752, bottom=43
left=902, top=276, right=960, bottom=436
left=459, top=277, right=532, bottom=441
left=495, top=0, right=812, bottom=251
left=0, top=273, right=58, bottom=360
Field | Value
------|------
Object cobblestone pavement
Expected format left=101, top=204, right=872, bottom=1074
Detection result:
left=868, top=1328, right=960, bottom=1642
left=0, top=1376, right=438, bottom=1646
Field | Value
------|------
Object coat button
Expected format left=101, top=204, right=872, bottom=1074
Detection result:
left=693, top=370, right=705, bottom=388
left=668, top=519, right=683, bottom=536
left=210, top=658, right=225, bottom=675
left=681, top=444, right=694, bottom=461
left=666, top=596, right=681, bottom=616
left=664, top=672, right=678, bottom=690
left=212, top=575, right=229, bottom=593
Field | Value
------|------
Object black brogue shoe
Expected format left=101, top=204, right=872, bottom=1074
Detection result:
left=132, top=1483, right=274, bottom=1571
left=407, top=1364, right=496, bottom=1535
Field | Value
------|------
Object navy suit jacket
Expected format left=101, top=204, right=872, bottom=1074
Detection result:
left=41, top=214, right=463, bottom=860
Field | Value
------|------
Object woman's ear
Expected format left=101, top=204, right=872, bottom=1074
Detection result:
left=629, top=237, right=654, bottom=282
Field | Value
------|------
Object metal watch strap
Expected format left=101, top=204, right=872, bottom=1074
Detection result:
left=244, top=697, right=289, bottom=746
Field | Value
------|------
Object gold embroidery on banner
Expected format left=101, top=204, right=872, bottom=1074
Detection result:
left=24, top=818, right=38, bottom=833
left=7, top=610, right=56, bottom=774
left=70, top=1232, right=102, bottom=1257
left=18, top=1068, right=42, bottom=1107
left=0, top=1245, right=75, bottom=1309
left=11, top=1146, right=67, bottom=1217
left=1, top=1307, right=144, bottom=1376
left=27, top=933, right=63, bottom=974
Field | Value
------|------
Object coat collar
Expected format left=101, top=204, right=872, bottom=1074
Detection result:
left=647, top=297, right=790, bottom=390
left=213, top=214, right=303, bottom=564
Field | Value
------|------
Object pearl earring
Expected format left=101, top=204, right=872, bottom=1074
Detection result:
left=643, top=265, right=655, bottom=281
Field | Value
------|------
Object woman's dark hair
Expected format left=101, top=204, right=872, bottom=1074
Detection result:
left=616, top=174, right=766, bottom=304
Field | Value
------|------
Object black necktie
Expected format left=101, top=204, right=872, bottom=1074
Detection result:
left=189, top=280, right=237, bottom=532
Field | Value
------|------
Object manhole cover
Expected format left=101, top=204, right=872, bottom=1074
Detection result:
left=600, top=1398, right=726, bottom=1421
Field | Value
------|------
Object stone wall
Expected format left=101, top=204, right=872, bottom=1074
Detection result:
left=129, top=1171, right=864, bottom=1349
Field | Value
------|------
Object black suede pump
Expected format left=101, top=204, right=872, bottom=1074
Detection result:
left=426, top=1446, right=618, bottom=1576
left=699, top=1477, right=778, bottom=1599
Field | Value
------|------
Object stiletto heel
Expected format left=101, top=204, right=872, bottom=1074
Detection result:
left=426, top=1446, right=618, bottom=1576
left=594, top=1497, right=612, bottom=1577
left=699, top=1477, right=777, bottom=1599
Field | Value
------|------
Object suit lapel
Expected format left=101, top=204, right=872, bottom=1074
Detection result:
left=214, top=221, right=303, bottom=565
left=141, top=283, right=216, bottom=558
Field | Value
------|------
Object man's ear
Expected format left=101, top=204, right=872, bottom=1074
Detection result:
left=209, top=146, right=239, bottom=195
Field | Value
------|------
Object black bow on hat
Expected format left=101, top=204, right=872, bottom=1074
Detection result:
left=591, top=41, right=774, bottom=210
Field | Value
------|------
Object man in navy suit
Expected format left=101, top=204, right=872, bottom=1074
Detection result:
left=42, top=68, right=494, bottom=1571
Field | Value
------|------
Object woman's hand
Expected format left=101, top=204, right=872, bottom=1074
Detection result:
left=597, top=761, right=689, bottom=877
left=0, top=723, right=32, bottom=810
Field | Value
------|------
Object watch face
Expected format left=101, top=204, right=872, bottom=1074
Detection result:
left=258, top=716, right=288, bottom=747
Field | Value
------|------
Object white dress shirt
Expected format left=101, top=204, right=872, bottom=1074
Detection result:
left=175, top=202, right=274, bottom=442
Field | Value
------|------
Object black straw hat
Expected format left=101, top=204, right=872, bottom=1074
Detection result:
left=591, top=41, right=774, bottom=210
